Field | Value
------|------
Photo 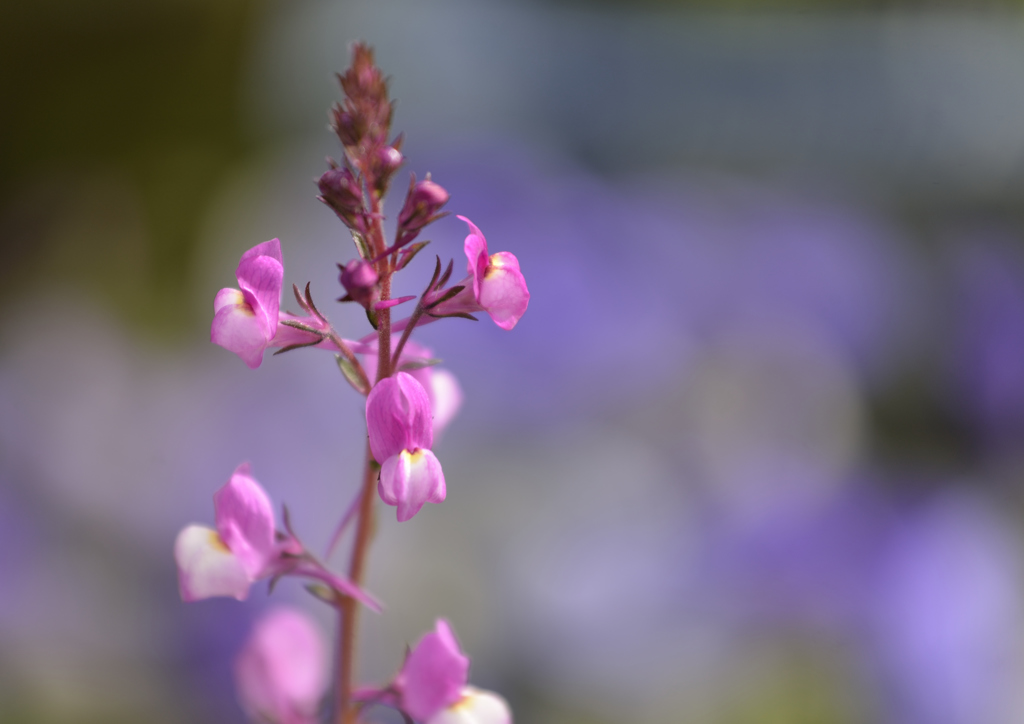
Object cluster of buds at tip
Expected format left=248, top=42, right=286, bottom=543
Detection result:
left=396, top=174, right=450, bottom=248
left=329, top=43, right=402, bottom=200
left=338, top=258, right=380, bottom=308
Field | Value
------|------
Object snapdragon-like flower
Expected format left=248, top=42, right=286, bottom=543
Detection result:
left=366, top=372, right=446, bottom=521
left=361, top=339, right=463, bottom=437
left=174, top=464, right=379, bottom=609
left=212, top=239, right=333, bottom=368
left=356, top=619, right=512, bottom=723
left=428, top=217, right=529, bottom=330
left=174, top=463, right=278, bottom=601
left=235, top=607, right=327, bottom=724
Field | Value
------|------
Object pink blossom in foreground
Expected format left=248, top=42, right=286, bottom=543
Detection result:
left=174, top=463, right=277, bottom=601
left=174, top=464, right=379, bottom=609
left=212, top=239, right=337, bottom=368
left=235, top=607, right=327, bottom=724
left=366, top=372, right=446, bottom=521
left=360, top=339, right=464, bottom=437
left=428, top=217, right=529, bottom=330
left=426, top=687, right=513, bottom=724
left=398, top=619, right=470, bottom=722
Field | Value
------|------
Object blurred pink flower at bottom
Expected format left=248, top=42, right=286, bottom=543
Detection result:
left=235, top=607, right=327, bottom=724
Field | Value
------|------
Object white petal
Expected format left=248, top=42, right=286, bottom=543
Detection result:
left=174, top=524, right=251, bottom=602
left=427, top=687, right=512, bottom=724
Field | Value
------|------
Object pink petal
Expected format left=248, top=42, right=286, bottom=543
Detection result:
left=401, top=619, right=470, bottom=722
left=236, top=239, right=284, bottom=335
left=211, top=302, right=273, bottom=369
left=366, top=373, right=434, bottom=462
left=378, top=449, right=446, bottom=522
left=429, top=368, right=463, bottom=437
left=174, top=524, right=251, bottom=601
left=427, top=687, right=513, bottom=724
left=235, top=607, right=327, bottom=724
left=477, top=253, right=529, bottom=331
left=213, top=464, right=277, bottom=578
left=458, top=216, right=490, bottom=300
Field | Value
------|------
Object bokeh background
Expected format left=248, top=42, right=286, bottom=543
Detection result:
left=4, top=0, right=1024, bottom=722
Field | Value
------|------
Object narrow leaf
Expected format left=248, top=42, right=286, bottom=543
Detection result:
left=365, top=306, right=379, bottom=330
left=292, top=283, right=311, bottom=312
left=336, top=354, right=369, bottom=395
left=399, top=357, right=442, bottom=371
left=279, top=319, right=324, bottom=335
left=305, top=583, right=338, bottom=605
left=427, top=255, right=442, bottom=292
left=351, top=230, right=371, bottom=259
left=436, top=258, right=455, bottom=290
left=273, top=339, right=323, bottom=355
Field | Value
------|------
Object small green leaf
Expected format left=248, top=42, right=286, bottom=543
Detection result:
left=305, top=583, right=337, bottom=604
left=399, top=357, right=442, bottom=371
left=426, top=311, right=479, bottom=321
left=365, top=306, right=379, bottom=330
left=336, top=354, right=369, bottom=395
left=351, top=230, right=371, bottom=259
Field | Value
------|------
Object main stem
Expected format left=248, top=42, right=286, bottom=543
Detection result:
left=337, top=198, right=392, bottom=724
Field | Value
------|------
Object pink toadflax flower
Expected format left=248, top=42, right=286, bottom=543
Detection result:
left=235, top=607, right=328, bottom=724
left=212, top=239, right=336, bottom=368
left=428, top=217, right=529, bottom=330
left=174, top=464, right=380, bottom=609
left=174, top=463, right=277, bottom=601
left=366, top=372, right=446, bottom=522
left=354, top=619, right=512, bottom=723
left=398, top=619, right=470, bottom=722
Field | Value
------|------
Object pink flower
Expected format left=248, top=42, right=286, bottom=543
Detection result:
left=235, top=607, right=327, bottom=724
left=426, top=687, right=513, bottom=724
left=174, top=463, right=277, bottom=601
left=360, top=339, right=464, bottom=437
left=174, top=464, right=380, bottom=610
left=212, top=240, right=334, bottom=368
left=428, top=217, right=529, bottom=330
left=398, top=619, right=470, bottom=722
left=366, top=373, right=446, bottom=521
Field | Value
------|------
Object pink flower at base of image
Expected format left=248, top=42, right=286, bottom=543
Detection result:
left=235, top=608, right=328, bottom=724
left=356, top=619, right=511, bottom=724
left=177, top=43, right=520, bottom=724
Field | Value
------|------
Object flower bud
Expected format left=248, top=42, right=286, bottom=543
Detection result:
left=317, top=168, right=366, bottom=233
left=397, top=177, right=449, bottom=243
left=339, top=259, right=379, bottom=308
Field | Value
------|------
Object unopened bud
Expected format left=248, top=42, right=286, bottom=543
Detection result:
left=398, top=178, right=449, bottom=240
left=318, top=168, right=367, bottom=233
left=368, top=144, right=404, bottom=199
left=340, top=259, right=379, bottom=308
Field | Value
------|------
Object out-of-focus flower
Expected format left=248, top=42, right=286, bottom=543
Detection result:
left=361, top=339, right=463, bottom=437
left=355, top=620, right=510, bottom=724
left=428, top=217, right=529, bottom=330
left=212, top=240, right=337, bottom=368
left=366, top=373, right=446, bottom=521
left=234, top=607, right=327, bottom=724
left=174, top=463, right=277, bottom=601
left=398, top=619, right=471, bottom=722
left=427, top=687, right=513, bottom=724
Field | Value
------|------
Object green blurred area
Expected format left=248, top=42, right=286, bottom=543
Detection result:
left=0, top=0, right=258, bottom=334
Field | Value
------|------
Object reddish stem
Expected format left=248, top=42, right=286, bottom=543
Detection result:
left=337, top=191, right=393, bottom=724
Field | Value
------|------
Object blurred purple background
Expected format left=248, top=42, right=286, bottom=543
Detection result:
left=4, top=1, right=1024, bottom=722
